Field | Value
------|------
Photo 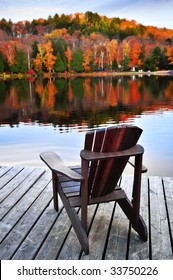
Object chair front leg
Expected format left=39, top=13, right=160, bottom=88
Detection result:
left=81, top=159, right=89, bottom=233
left=52, top=171, right=59, bottom=211
left=132, top=154, right=143, bottom=226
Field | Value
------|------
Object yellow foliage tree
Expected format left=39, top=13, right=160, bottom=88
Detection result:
left=34, top=41, right=56, bottom=72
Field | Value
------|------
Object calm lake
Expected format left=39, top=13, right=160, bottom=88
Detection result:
left=0, top=75, right=173, bottom=176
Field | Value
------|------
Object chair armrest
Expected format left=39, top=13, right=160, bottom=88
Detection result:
left=40, top=152, right=84, bottom=181
left=80, top=144, right=144, bottom=161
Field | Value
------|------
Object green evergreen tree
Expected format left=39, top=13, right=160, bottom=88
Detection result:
left=144, top=46, right=162, bottom=71
left=0, top=51, right=5, bottom=72
left=54, top=51, right=66, bottom=72
left=138, top=44, right=145, bottom=68
left=160, top=47, right=169, bottom=70
left=120, top=55, right=130, bottom=71
left=10, top=48, right=28, bottom=73
left=31, top=41, right=39, bottom=58
left=70, top=48, right=84, bottom=72
left=144, top=56, right=154, bottom=71
left=150, top=46, right=162, bottom=70
left=112, top=59, right=118, bottom=70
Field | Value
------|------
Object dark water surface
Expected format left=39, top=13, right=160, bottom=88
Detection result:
left=0, top=75, right=173, bottom=176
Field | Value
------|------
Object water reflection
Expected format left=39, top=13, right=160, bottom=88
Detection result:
left=0, top=76, right=173, bottom=176
left=0, top=76, right=173, bottom=129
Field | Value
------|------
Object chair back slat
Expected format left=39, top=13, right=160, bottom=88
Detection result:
left=88, top=129, right=106, bottom=193
left=84, top=131, right=95, bottom=150
left=84, top=126, right=142, bottom=198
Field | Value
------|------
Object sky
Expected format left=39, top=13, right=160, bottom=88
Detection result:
left=0, top=0, right=173, bottom=29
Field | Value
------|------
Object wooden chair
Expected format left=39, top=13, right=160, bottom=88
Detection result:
left=40, top=125, right=147, bottom=254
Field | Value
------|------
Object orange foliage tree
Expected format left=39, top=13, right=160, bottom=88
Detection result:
left=130, top=41, right=141, bottom=67
left=167, top=46, right=173, bottom=65
left=107, top=39, right=118, bottom=68
left=64, top=46, right=72, bottom=71
left=83, top=49, right=93, bottom=71
left=1, top=40, right=16, bottom=66
left=44, top=40, right=56, bottom=73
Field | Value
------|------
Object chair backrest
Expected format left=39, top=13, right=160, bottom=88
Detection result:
left=84, top=126, right=143, bottom=198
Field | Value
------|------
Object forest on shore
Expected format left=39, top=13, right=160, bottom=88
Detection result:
left=0, top=11, right=173, bottom=77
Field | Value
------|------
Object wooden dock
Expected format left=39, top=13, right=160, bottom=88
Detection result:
left=0, top=165, right=173, bottom=260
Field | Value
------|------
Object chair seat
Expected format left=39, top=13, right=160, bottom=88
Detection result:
left=69, top=188, right=126, bottom=207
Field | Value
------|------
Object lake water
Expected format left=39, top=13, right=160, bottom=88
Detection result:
left=0, top=75, right=173, bottom=176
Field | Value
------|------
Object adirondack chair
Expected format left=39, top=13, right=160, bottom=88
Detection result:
left=40, top=125, right=147, bottom=254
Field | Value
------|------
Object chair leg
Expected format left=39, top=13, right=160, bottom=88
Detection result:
left=131, top=154, right=143, bottom=225
left=132, top=214, right=147, bottom=241
left=58, top=180, right=89, bottom=254
left=118, top=198, right=147, bottom=241
left=52, top=171, right=59, bottom=211
left=81, top=159, right=89, bottom=233
left=69, top=207, right=89, bottom=254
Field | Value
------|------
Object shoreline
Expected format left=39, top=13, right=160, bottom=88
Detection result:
left=0, top=70, right=172, bottom=80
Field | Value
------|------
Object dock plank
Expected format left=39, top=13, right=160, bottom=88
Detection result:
left=128, top=175, right=150, bottom=260
left=0, top=167, right=45, bottom=221
left=149, top=176, right=173, bottom=259
left=0, top=166, right=13, bottom=178
left=162, top=177, right=173, bottom=251
left=0, top=167, right=35, bottom=203
left=81, top=202, right=115, bottom=260
left=104, top=176, right=132, bottom=260
left=0, top=166, right=23, bottom=189
left=35, top=207, right=73, bottom=260
left=12, top=199, right=62, bottom=260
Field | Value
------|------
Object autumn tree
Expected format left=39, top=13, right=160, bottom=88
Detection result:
left=64, top=46, right=72, bottom=71
left=45, top=28, right=67, bottom=39
left=107, top=39, right=118, bottom=69
left=83, top=48, right=93, bottom=71
left=1, top=40, right=16, bottom=67
left=129, top=40, right=141, bottom=67
left=44, top=40, right=56, bottom=72
left=167, top=46, right=173, bottom=66
left=33, top=40, right=56, bottom=72
left=34, top=43, right=45, bottom=72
